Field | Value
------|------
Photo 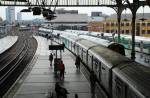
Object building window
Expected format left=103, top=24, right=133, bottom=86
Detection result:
left=136, top=23, right=140, bottom=26
left=121, top=23, right=124, bottom=26
left=122, top=30, right=124, bottom=34
left=142, top=23, right=145, bottom=26
left=116, top=23, right=118, bottom=26
left=126, top=23, right=129, bottom=26
left=126, top=30, right=129, bottom=34
left=147, top=30, right=150, bottom=34
left=106, top=30, right=109, bottom=33
left=106, top=23, right=109, bottom=26
left=142, top=30, right=145, bottom=34
left=111, top=23, right=114, bottom=26
left=147, top=23, right=150, bottom=26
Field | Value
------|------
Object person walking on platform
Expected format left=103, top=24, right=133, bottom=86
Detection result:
left=75, top=55, right=81, bottom=70
left=59, top=60, right=65, bottom=80
left=90, top=71, right=96, bottom=98
left=49, top=53, right=53, bottom=67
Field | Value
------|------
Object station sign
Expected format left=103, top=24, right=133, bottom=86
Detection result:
left=49, top=44, right=64, bottom=50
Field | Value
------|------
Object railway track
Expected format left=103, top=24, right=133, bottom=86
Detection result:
left=0, top=35, right=37, bottom=97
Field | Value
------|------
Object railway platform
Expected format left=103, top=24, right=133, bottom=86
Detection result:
left=6, top=36, right=93, bottom=98
left=0, top=36, right=18, bottom=54
left=125, top=49, right=150, bottom=67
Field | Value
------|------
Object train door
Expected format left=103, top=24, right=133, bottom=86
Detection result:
left=69, top=41, right=72, bottom=50
left=101, top=64, right=109, bottom=91
left=126, top=87, right=139, bottom=98
left=67, top=40, right=70, bottom=49
left=93, top=57, right=101, bottom=81
left=79, top=47, right=82, bottom=59
left=82, top=49, right=87, bottom=63
left=75, top=45, right=79, bottom=55
left=72, top=42, right=75, bottom=52
left=87, top=52, right=93, bottom=69
left=113, top=77, right=126, bottom=98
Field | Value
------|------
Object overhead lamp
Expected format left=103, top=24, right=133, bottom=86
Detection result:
left=139, top=18, right=147, bottom=21
left=32, top=7, right=41, bottom=15
left=42, top=9, right=55, bottom=17
left=46, top=14, right=57, bottom=21
left=20, top=8, right=31, bottom=12
left=42, top=11, right=49, bottom=17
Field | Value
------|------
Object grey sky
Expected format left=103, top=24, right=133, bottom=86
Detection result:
left=0, top=6, right=150, bottom=20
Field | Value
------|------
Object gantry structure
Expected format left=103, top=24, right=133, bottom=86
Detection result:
left=0, top=0, right=149, bottom=60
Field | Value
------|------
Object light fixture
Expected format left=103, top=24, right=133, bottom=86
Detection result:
left=32, top=7, right=41, bottom=15
left=46, top=14, right=57, bottom=21
left=20, top=8, right=31, bottom=12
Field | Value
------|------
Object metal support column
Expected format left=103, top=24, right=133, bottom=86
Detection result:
left=117, top=10, right=122, bottom=43
left=131, top=11, right=136, bottom=60
left=112, top=6, right=123, bottom=43
left=130, top=0, right=139, bottom=60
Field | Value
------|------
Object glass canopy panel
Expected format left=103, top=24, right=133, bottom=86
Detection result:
left=0, top=0, right=117, bottom=6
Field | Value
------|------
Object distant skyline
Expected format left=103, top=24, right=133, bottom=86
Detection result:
left=0, top=6, right=150, bottom=20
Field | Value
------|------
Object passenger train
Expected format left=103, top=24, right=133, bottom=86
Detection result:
left=65, top=30, right=150, bottom=55
left=38, top=28, right=150, bottom=98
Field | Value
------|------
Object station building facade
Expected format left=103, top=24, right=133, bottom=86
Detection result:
left=44, top=9, right=88, bottom=31
left=88, top=13, right=150, bottom=37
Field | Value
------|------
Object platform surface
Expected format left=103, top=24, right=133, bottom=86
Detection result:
left=11, top=36, right=93, bottom=98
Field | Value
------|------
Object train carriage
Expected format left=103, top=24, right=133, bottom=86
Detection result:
left=112, top=62, right=150, bottom=98
left=39, top=28, right=150, bottom=98
left=76, top=40, right=98, bottom=68
left=88, top=45, right=131, bottom=97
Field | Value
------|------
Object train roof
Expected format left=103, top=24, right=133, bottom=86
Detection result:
left=113, top=62, right=150, bottom=97
left=79, top=35, right=110, bottom=47
left=65, top=30, right=89, bottom=35
left=76, top=39, right=98, bottom=50
left=89, top=46, right=130, bottom=68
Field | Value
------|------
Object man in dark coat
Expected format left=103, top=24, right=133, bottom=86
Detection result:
left=75, top=56, right=80, bottom=70
left=49, top=53, right=53, bottom=67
